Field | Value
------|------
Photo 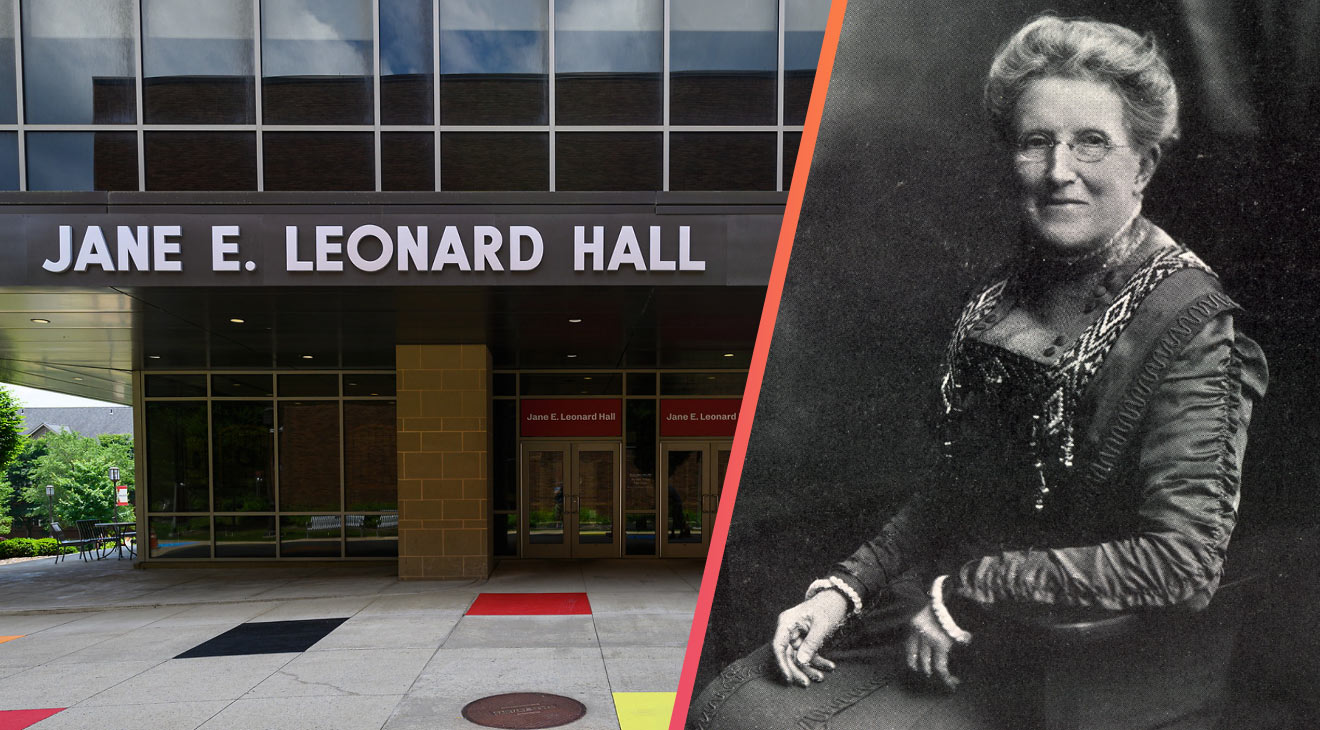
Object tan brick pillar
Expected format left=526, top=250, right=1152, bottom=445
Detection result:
left=396, top=344, right=491, bottom=580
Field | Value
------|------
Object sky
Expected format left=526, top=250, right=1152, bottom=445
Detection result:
left=2, top=383, right=119, bottom=408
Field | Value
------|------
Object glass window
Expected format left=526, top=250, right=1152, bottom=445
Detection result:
left=22, top=0, right=136, bottom=123
left=783, top=132, right=802, bottom=191
left=786, top=0, right=830, bottom=125
left=660, top=371, right=748, bottom=395
left=278, top=374, right=339, bottom=397
left=215, top=515, right=276, bottom=558
left=520, top=373, right=622, bottom=396
left=146, top=402, right=210, bottom=513
left=492, top=400, right=516, bottom=511
left=493, top=373, right=516, bottom=396
left=670, top=0, right=777, bottom=125
left=670, top=132, right=776, bottom=191
left=492, top=513, right=516, bottom=557
left=263, top=133, right=374, bottom=191
left=625, top=513, right=656, bottom=556
left=345, top=401, right=397, bottom=511
left=211, top=374, right=273, bottom=398
left=281, top=515, right=342, bottom=557
left=382, top=132, right=434, bottom=191
left=626, top=372, right=657, bottom=396
left=380, top=0, right=433, bottom=124
left=145, top=374, right=207, bottom=398
left=26, top=132, right=138, bottom=192
left=554, top=0, right=661, bottom=125
left=212, top=402, right=275, bottom=512
left=145, top=133, right=257, bottom=191
left=149, top=516, right=210, bottom=558
left=556, top=133, right=661, bottom=192
left=344, top=374, right=395, bottom=397
left=261, top=0, right=373, bottom=124
left=0, top=133, right=17, bottom=191
left=626, top=399, right=657, bottom=511
left=0, top=1, right=16, bottom=123
left=279, top=401, right=341, bottom=512
left=439, top=0, right=546, bottom=124
left=346, top=513, right=398, bottom=557
left=440, top=133, right=547, bottom=191
left=143, top=0, right=255, bottom=124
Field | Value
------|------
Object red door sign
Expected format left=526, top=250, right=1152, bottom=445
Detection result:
left=521, top=399, right=623, bottom=437
left=660, top=399, right=741, bottom=437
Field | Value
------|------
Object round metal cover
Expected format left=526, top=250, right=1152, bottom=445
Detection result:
left=461, top=692, right=587, bottom=729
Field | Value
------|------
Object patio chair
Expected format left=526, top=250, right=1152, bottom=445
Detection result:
left=48, top=522, right=92, bottom=563
left=74, top=519, right=105, bottom=560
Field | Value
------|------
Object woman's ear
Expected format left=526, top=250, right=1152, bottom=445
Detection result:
left=1134, top=145, right=1161, bottom=195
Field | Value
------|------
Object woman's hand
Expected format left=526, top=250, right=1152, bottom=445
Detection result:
left=905, top=605, right=960, bottom=691
left=772, top=589, right=847, bottom=686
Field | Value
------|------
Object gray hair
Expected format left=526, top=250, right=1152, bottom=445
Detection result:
left=985, top=15, right=1180, bottom=152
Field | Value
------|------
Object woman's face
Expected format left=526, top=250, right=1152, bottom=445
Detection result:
left=1011, top=76, right=1156, bottom=255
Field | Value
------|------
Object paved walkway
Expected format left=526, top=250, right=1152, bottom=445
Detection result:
left=0, top=556, right=700, bottom=729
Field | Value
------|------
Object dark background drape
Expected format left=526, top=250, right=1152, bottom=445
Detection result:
left=694, top=0, right=1320, bottom=709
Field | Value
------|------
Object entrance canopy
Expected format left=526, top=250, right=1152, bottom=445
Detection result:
left=0, top=191, right=780, bottom=402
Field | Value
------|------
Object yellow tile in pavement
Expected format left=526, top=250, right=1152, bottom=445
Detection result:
left=0, top=636, right=22, bottom=644
left=613, top=692, right=677, bottom=730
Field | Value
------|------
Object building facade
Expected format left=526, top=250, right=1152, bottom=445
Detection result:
left=0, top=0, right=828, bottom=578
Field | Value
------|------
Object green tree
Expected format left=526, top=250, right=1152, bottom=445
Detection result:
left=0, top=386, right=29, bottom=534
left=1, top=438, right=49, bottom=536
left=20, top=431, right=135, bottom=525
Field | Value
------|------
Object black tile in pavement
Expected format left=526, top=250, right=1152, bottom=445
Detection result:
left=175, top=618, right=349, bottom=658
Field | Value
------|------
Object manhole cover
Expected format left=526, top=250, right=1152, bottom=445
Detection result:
left=462, top=693, right=587, bottom=729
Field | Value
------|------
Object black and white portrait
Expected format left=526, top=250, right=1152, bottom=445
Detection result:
left=686, top=2, right=1320, bottom=728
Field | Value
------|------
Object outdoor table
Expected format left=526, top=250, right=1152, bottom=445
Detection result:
left=93, top=522, right=136, bottom=560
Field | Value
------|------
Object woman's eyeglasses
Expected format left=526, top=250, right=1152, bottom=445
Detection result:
left=1013, top=132, right=1128, bottom=163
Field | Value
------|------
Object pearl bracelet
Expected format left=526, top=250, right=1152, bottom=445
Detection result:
left=805, top=576, right=863, bottom=616
left=929, top=575, right=973, bottom=645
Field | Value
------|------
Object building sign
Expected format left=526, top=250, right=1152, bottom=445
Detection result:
left=660, top=399, right=741, bottom=437
left=0, top=210, right=787, bottom=287
left=116, top=487, right=129, bottom=506
left=521, top=399, right=623, bottom=438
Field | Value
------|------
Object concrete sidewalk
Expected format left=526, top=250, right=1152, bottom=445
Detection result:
left=0, top=557, right=700, bottom=729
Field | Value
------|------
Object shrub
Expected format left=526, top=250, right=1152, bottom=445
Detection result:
left=0, top=537, right=76, bottom=559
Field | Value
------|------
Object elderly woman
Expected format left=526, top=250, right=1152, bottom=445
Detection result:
left=689, top=15, right=1267, bottom=730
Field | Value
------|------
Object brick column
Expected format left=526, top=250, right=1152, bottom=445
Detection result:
left=396, top=344, right=491, bottom=580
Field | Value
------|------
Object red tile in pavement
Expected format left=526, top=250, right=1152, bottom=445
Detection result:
left=0, top=709, right=64, bottom=730
left=466, top=592, right=592, bottom=615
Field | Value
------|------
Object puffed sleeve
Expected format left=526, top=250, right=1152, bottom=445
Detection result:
left=949, top=313, right=1267, bottom=612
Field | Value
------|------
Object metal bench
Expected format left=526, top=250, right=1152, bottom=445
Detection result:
left=48, top=522, right=93, bottom=563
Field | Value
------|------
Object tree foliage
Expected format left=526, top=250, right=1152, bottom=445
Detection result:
left=2, top=431, right=135, bottom=533
left=0, top=386, right=22, bottom=475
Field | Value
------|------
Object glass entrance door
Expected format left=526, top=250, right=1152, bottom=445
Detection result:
left=522, top=442, right=621, bottom=558
left=659, top=441, right=732, bottom=558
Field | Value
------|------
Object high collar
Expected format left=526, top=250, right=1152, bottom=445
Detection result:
left=1016, top=208, right=1147, bottom=285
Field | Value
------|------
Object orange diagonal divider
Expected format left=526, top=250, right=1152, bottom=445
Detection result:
left=668, top=1, right=850, bottom=728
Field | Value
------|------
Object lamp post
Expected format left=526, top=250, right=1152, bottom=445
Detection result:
left=45, top=485, right=54, bottom=528
left=108, top=466, right=122, bottom=522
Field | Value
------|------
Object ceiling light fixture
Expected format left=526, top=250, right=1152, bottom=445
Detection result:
left=148, top=355, right=161, bottom=359
left=229, top=317, right=245, bottom=324
left=30, top=318, right=50, bottom=324
left=72, top=377, right=82, bottom=381
left=723, top=353, right=734, bottom=357
left=568, top=318, right=582, bottom=323
left=301, top=355, right=314, bottom=360
left=566, top=354, right=577, bottom=359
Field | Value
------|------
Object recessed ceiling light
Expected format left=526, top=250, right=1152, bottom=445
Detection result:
left=566, top=354, right=577, bottom=358
left=72, top=377, right=82, bottom=381
left=30, top=318, right=50, bottom=324
left=348, top=382, right=357, bottom=386
left=723, top=353, right=734, bottom=357
left=301, top=355, right=314, bottom=360
left=568, top=318, right=582, bottom=323
left=148, top=355, right=161, bottom=359
left=707, top=376, right=717, bottom=380
left=229, top=318, right=245, bottom=324
left=369, top=393, right=378, bottom=396
left=583, top=376, right=593, bottom=380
